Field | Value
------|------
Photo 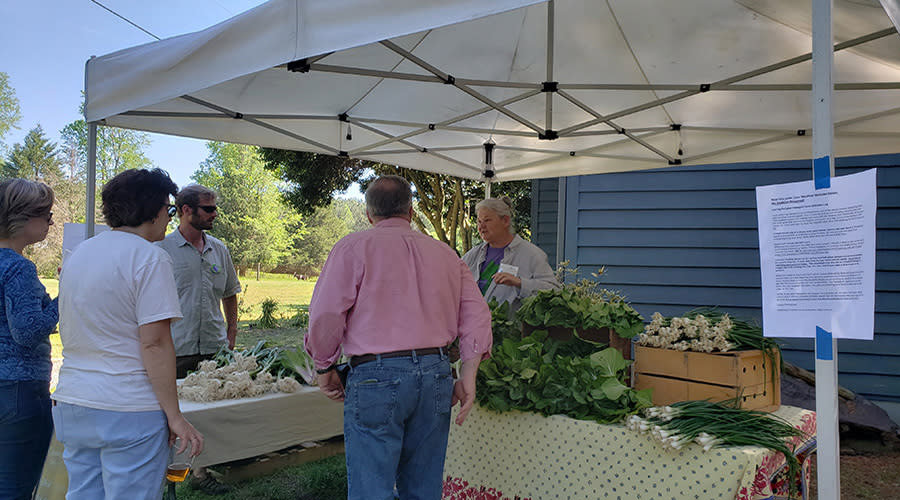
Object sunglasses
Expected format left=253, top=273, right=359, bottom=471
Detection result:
left=167, top=204, right=177, bottom=217
left=196, top=205, right=218, bottom=213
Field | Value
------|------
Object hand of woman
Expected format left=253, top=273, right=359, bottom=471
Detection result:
left=168, top=414, right=204, bottom=457
left=492, top=272, right=522, bottom=288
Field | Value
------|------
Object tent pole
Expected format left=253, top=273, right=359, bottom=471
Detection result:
left=555, top=177, right=566, bottom=268
left=485, top=181, right=491, bottom=199
left=812, top=0, right=840, bottom=498
left=545, top=0, right=554, bottom=131
left=86, top=122, right=97, bottom=240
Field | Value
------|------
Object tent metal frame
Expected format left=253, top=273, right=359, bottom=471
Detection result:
left=110, top=19, right=898, bottom=176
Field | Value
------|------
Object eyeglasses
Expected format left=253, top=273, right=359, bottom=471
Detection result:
left=47, top=212, right=54, bottom=222
left=197, top=205, right=217, bottom=213
left=167, top=205, right=177, bottom=218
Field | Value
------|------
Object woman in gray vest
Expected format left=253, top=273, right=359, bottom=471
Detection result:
left=461, top=197, right=559, bottom=313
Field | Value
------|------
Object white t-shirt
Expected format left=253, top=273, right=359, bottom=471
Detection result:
left=54, top=230, right=183, bottom=412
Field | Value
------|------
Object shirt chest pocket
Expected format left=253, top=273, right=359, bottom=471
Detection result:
left=204, top=258, right=228, bottom=293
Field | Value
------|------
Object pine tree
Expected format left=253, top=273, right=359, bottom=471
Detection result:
left=3, top=125, right=63, bottom=182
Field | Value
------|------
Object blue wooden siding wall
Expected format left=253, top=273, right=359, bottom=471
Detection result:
left=532, top=154, right=900, bottom=404
left=531, top=179, right=559, bottom=267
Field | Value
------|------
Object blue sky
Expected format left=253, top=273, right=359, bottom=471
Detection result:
left=1, top=0, right=361, bottom=197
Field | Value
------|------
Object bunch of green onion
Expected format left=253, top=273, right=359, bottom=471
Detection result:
left=626, top=400, right=808, bottom=494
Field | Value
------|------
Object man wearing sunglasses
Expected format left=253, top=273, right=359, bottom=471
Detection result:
left=156, top=184, right=241, bottom=494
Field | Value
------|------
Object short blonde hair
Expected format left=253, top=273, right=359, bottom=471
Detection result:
left=0, top=179, right=54, bottom=238
left=475, top=196, right=515, bottom=234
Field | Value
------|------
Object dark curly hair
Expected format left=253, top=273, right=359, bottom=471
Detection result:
left=101, top=169, right=178, bottom=228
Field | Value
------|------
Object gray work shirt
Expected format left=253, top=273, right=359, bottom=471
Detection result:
left=157, top=229, right=241, bottom=356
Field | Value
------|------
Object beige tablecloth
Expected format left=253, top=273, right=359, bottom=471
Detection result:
left=35, top=386, right=344, bottom=500
left=442, top=405, right=817, bottom=500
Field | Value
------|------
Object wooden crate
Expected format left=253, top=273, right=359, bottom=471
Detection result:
left=633, top=345, right=781, bottom=411
left=522, top=324, right=632, bottom=360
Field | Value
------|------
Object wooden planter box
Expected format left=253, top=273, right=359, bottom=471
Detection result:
left=633, top=345, right=781, bottom=411
left=521, top=323, right=632, bottom=360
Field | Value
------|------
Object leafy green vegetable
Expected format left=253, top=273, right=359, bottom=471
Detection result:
left=476, top=329, right=652, bottom=424
left=208, top=341, right=314, bottom=385
left=277, top=347, right=317, bottom=385
left=515, top=284, right=644, bottom=339
left=487, top=298, right=521, bottom=346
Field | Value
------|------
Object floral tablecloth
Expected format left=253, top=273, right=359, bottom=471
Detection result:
left=443, top=405, right=816, bottom=500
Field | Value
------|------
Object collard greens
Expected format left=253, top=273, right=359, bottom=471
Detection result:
left=476, top=329, right=652, bottom=424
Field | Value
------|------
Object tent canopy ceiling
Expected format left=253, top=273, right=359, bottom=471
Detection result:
left=85, top=0, right=900, bottom=181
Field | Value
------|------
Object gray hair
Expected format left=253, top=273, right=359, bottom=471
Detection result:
left=0, top=179, right=54, bottom=239
left=365, top=175, right=412, bottom=218
left=175, top=184, right=217, bottom=216
left=475, top=196, right=515, bottom=234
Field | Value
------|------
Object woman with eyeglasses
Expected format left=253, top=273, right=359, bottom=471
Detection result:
left=0, top=179, right=59, bottom=500
left=53, top=169, right=203, bottom=500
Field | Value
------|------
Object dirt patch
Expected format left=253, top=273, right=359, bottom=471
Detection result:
left=809, top=453, right=900, bottom=499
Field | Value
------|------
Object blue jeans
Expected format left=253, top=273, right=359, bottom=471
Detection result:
left=52, top=402, right=169, bottom=500
left=343, top=352, right=454, bottom=500
left=0, top=380, right=53, bottom=500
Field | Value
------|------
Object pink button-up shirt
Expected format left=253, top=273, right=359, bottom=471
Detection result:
left=305, top=217, right=492, bottom=370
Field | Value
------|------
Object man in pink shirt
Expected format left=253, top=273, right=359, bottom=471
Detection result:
left=305, top=175, right=491, bottom=500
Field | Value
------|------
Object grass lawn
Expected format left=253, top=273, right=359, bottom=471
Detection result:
left=234, top=274, right=316, bottom=350
left=236, top=274, right=317, bottom=325
left=174, top=454, right=347, bottom=500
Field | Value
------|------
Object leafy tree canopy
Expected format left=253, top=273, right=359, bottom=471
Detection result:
left=0, top=72, right=21, bottom=147
left=60, top=96, right=152, bottom=183
left=194, top=142, right=298, bottom=273
left=257, top=148, right=371, bottom=216
left=258, top=148, right=532, bottom=253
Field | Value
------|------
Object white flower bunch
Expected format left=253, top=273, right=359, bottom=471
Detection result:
left=637, top=312, right=735, bottom=352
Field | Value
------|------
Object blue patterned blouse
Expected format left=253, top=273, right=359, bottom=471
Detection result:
left=0, top=248, right=59, bottom=382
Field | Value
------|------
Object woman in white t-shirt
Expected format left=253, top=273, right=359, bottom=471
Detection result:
left=53, top=169, right=204, bottom=500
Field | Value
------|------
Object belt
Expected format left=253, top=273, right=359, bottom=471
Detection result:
left=349, top=347, right=446, bottom=368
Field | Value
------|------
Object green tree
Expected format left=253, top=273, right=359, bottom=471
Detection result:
left=60, top=98, right=152, bottom=183
left=462, top=178, right=533, bottom=240
left=258, top=150, right=531, bottom=253
left=194, top=142, right=297, bottom=274
left=333, top=198, right=369, bottom=233
left=257, top=149, right=371, bottom=216
left=0, top=72, right=21, bottom=149
left=277, top=198, right=368, bottom=275
left=287, top=203, right=349, bottom=274
left=2, top=125, right=63, bottom=182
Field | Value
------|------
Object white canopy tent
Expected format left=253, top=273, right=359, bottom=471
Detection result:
left=84, top=0, right=900, bottom=183
left=83, top=1, right=900, bottom=498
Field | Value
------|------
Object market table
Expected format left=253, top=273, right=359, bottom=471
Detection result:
left=34, top=386, right=344, bottom=500
left=442, top=405, right=816, bottom=500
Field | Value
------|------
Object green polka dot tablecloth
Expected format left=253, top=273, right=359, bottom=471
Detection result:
left=442, top=405, right=816, bottom=500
